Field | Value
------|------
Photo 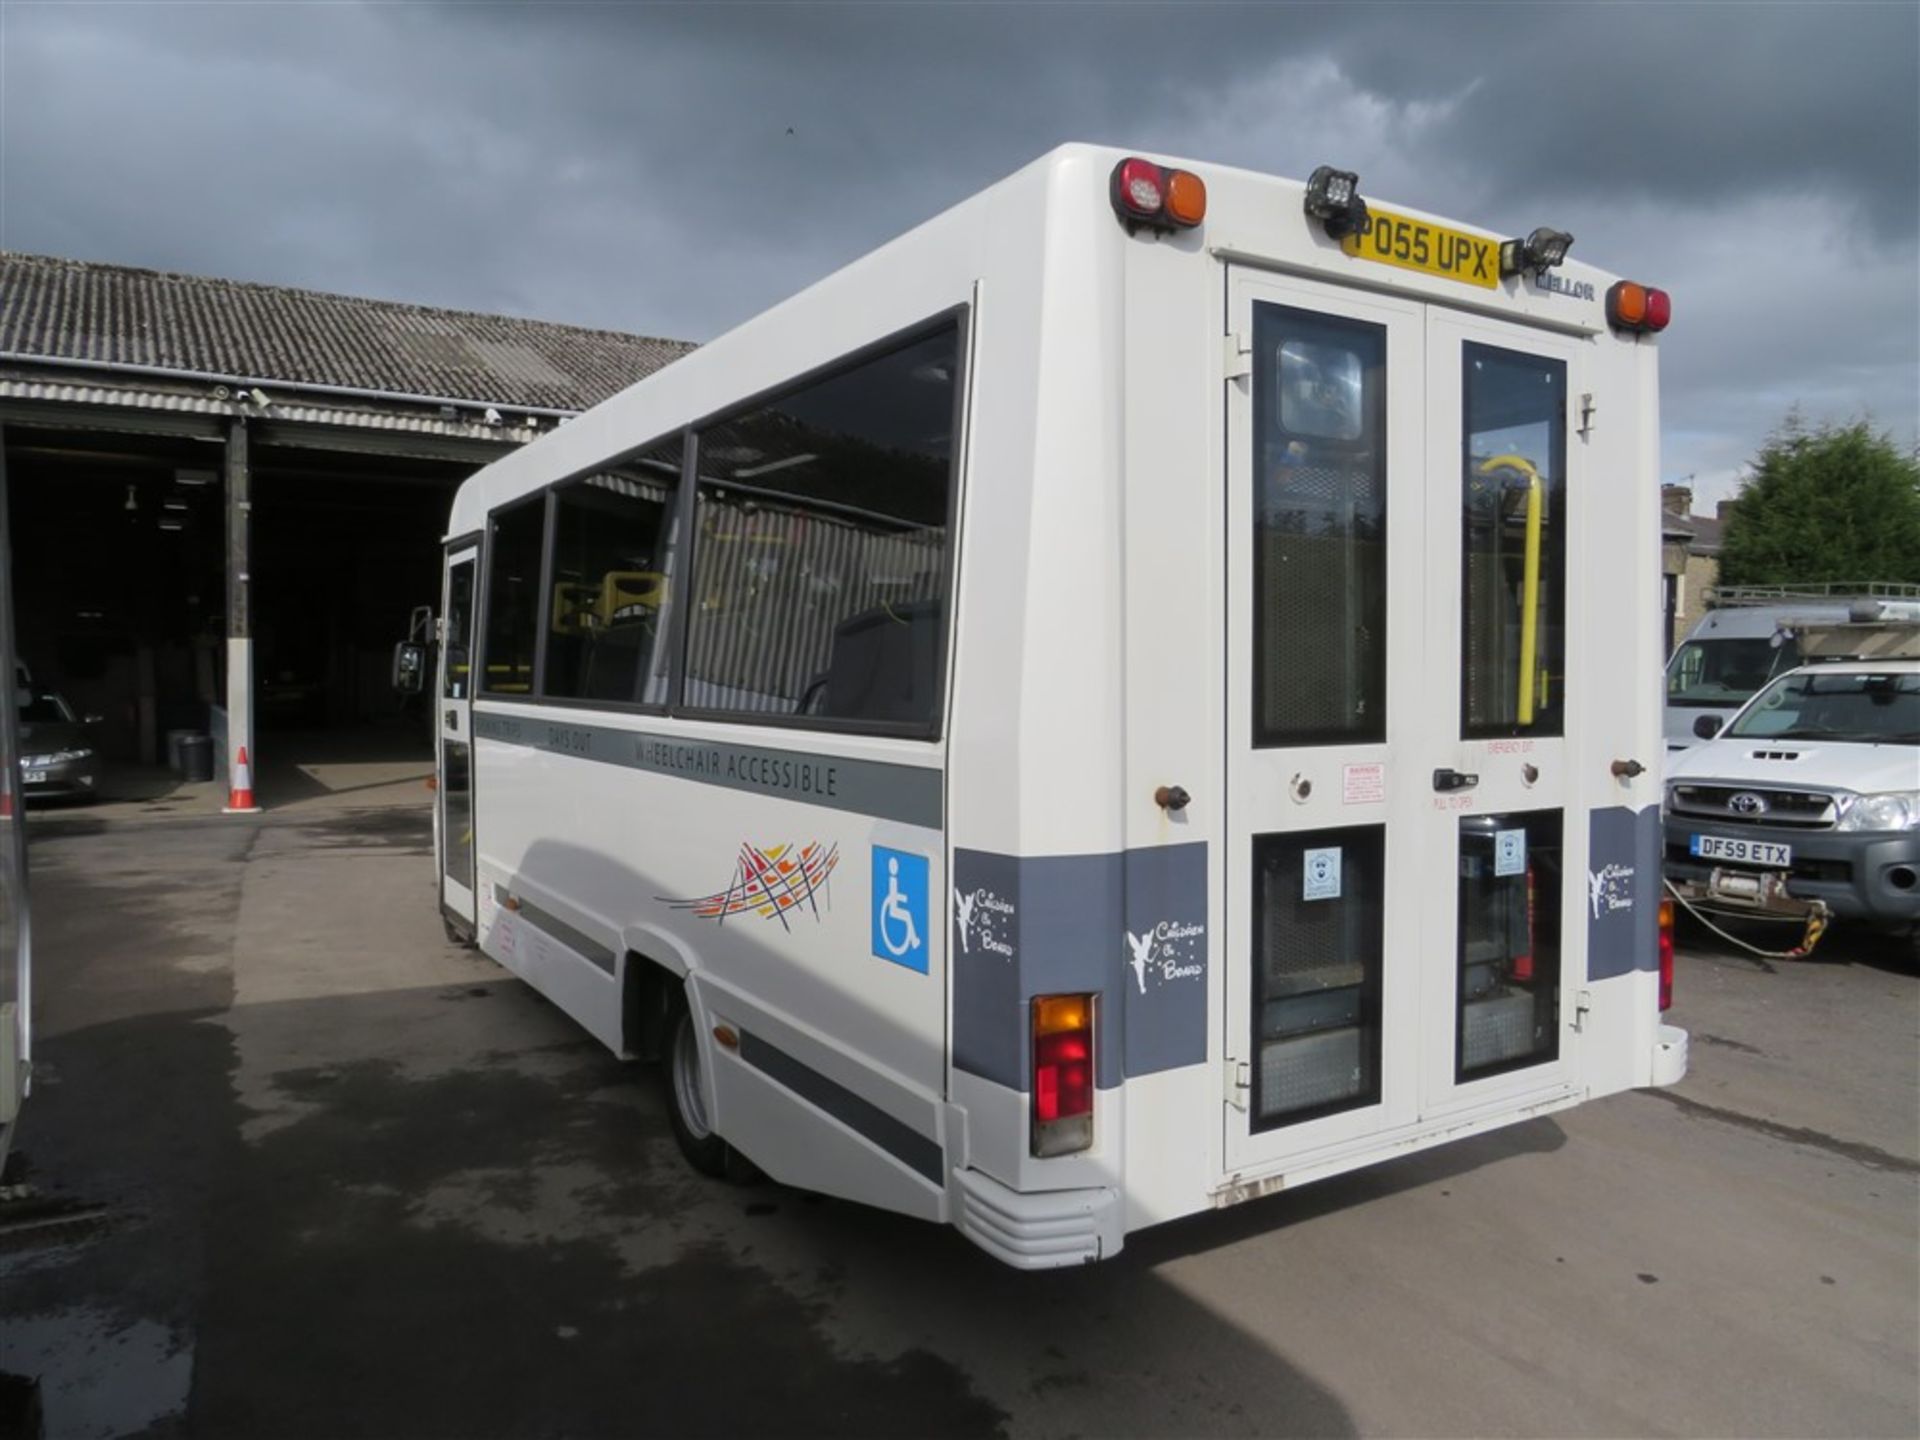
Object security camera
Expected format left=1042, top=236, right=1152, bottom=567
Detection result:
left=247, top=388, right=270, bottom=408
left=483, top=407, right=502, bottom=426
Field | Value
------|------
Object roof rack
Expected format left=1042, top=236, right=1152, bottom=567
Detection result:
left=1708, top=582, right=1920, bottom=607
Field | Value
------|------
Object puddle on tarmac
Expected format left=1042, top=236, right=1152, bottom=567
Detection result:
left=0, top=1308, right=191, bottom=1440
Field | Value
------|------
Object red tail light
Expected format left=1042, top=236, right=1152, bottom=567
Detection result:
left=1109, top=157, right=1206, bottom=233
left=1658, top=897, right=1675, bottom=1011
left=1031, top=994, right=1094, bottom=1157
left=1608, top=280, right=1672, bottom=335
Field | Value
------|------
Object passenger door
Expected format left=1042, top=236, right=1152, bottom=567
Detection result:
left=438, top=544, right=479, bottom=931
left=1222, top=271, right=1432, bottom=1172
left=1419, top=312, right=1582, bottom=1117
left=1222, top=274, right=1585, bottom=1178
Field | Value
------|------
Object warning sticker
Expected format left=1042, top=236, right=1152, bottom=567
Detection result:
left=1342, top=763, right=1385, bottom=805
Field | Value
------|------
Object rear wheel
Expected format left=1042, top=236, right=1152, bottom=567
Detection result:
left=665, top=997, right=728, bottom=1177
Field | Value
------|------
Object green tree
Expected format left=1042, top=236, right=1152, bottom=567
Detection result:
left=1717, top=417, right=1920, bottom=586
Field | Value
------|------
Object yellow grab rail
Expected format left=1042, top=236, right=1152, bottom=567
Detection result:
left=1517, top=468, right=1544, bottom=724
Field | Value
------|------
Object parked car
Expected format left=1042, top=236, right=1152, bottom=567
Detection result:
left=17, top=685, right=101, bottom=801
left=1664, top=658, right=1920, bottom=934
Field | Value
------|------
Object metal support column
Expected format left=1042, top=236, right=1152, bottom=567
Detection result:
left=223, top=418, right=260, bottom=812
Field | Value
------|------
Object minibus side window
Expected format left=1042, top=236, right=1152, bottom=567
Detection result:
left=543, top=441, right=684, bottom=706
left=1460, top=344, right=1567, bottom=738
left=481, top=497, right=546, bottom=696
left=682, top=323, right=959, bottom=733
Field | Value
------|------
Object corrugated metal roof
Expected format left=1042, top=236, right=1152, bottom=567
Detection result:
left=0, top=378, right=541, bottom=445
left=0, top=251, right=695, bottom=412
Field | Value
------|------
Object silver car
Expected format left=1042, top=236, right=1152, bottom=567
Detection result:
left=19, top=687, right=101, bottom=801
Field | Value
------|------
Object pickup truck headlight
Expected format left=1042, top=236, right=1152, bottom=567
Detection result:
left=1835, top=791, right=1920, bottom=832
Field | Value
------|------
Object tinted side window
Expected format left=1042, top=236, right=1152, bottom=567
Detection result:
left=544, top=440, right=684, bottom=705
left=483, top=499, right=546, bottom=695
left=684, top=324, right=958, bottom=731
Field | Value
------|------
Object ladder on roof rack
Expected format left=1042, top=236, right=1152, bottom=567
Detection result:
left=1708, top=582, right=1920, bottom=607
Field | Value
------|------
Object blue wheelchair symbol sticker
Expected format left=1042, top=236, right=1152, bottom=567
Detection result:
left=871, top=847, right=930, bottom=973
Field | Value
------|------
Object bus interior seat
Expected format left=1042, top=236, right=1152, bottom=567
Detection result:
left=803, top=598, right=941, bottom=723
left=579, top=620, right=657, bottom=703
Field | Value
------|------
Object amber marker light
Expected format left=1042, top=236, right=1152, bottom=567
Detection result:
left=1165, top=169, right=1208, bottom=227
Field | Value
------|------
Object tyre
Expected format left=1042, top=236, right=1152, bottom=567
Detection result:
left=664, top=995, right=729, bottom=1177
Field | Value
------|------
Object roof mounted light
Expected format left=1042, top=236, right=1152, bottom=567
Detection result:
left=1500, top=226, right=1575, bottom=277
left=1109, top=156, right=1206, bottom=233
left=1304, top=165, right=1371, bottom=240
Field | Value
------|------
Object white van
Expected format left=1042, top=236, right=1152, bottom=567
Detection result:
left=407, top=145, right=1687, bottom=1267
left=1666, top=587, right=1920, bottom=750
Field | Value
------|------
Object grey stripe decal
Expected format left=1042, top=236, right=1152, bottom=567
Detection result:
left=738, top=1031, right=944, bottom=1186
left=1587, top=805, right=1662, bottom=980
left=951, top=843, right=1210, bottom=1091
left=496, top=884, right=617, bottom=975
left=472, top=711, right=941, bottom=828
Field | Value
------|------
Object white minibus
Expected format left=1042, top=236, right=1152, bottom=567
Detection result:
left=408, top=144, right=1689, bottom=1267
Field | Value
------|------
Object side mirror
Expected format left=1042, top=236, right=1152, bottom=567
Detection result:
left=1692, top=714, right=1723, bottom=739
left=391, top=640, right=428, bottom=696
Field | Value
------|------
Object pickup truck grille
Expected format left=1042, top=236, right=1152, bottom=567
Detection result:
left=1668, top=784, right=1838, bottom=830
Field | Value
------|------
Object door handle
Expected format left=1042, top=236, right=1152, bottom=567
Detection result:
left=445, top=709, right=459, bottom=730
left=1433, top=768, right=1479, bottom=792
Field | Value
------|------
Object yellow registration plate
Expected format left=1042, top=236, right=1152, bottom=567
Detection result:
left=1341, top=207, right=1499, bottom=289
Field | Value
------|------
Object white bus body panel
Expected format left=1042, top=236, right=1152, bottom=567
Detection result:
left=441, top=144, right=1682, bottom=1267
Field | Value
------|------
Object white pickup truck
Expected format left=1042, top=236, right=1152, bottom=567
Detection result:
left=1664, top=639, right=1920, bottom=937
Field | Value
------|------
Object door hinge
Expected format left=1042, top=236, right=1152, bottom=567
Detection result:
left=1223, top=332, right=1252, bottom=382
left=1572, top=989, right=1593, bottom=1033
left=1577, top=391, right=1596, bottom=440
left=1224, top=1057, right=1250, bottom=1111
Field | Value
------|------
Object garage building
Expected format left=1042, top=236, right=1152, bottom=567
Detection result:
left=0, top=251, right=690, bottom=800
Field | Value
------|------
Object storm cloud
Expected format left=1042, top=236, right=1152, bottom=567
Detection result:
left=4, top=1, right=1914, bottom=505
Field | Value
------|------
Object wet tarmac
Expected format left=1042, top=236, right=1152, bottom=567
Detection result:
left=1, top=799, right=1914, bottom=1438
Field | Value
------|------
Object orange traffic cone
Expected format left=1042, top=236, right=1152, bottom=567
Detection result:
left=224, top=744, right=261, bottom=814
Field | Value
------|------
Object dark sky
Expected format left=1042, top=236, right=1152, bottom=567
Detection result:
left=3, top=1, right=1915, bottom=506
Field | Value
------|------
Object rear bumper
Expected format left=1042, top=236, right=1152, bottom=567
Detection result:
left=1663, top=821, right=1920, bottom=927
left=952, top=1167, right=1122, bottom=1269
left=1652, top=1023, right=1689, bottom=1087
